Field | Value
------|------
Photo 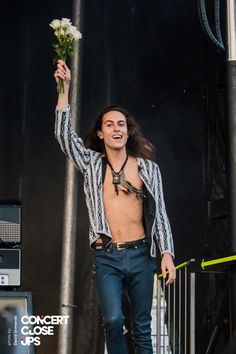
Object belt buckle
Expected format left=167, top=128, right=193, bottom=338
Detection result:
left=116, top=242, right=126, bottom=251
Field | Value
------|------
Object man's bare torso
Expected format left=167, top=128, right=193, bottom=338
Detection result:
left=102, top=157, right=145, bottom=243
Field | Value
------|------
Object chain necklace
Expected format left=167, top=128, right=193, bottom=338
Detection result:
left=106, top=155, right=128, bottom=195
left=106, top=155, right=145, bottom=199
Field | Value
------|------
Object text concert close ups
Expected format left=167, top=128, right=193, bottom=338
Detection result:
left=1, top=0, right=236, bottom=353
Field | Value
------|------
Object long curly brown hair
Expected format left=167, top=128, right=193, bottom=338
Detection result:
left=84, top=106, right=156, bottom=161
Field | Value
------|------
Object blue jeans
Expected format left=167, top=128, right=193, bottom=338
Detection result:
left=93, top=243, right=156, bottom=354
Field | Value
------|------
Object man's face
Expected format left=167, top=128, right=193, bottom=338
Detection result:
left=98, top=111, right=129, bottom=152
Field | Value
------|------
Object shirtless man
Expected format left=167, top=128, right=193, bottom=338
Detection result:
left=54, top=60, right=175, bottom=354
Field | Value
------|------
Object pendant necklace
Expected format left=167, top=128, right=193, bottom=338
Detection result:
left=106, top=155, right=128, bottom=195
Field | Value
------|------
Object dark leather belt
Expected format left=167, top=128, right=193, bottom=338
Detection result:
left=94, top=238, right=147, bottom=251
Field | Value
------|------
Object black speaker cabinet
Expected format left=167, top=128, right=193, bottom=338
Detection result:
left=0, top=204, right=21, bottom=245
left=0, top=249, right=21, bottom=287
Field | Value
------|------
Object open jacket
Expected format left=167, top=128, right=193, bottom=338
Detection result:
left=55, top=106, right=174, bottom=258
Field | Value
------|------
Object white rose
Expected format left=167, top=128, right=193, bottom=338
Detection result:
left=69, top=26, right=82, bottom=39
left=61, top=18, right=72, bottom=27
left=49, top=19, right=61, bottom=30
left=73, top=30, right=82, bottom=40
left=65, top=25, right=74, bottom=36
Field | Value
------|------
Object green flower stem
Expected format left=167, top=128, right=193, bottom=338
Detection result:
left=56, top=55, right=66, bottom=94
left=57, top=77, right=64, bottom=94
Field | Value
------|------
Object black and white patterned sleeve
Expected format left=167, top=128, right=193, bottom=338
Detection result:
left=54, top=106, right=91, bottom=174
left=155, top=164, right=175, bottom=258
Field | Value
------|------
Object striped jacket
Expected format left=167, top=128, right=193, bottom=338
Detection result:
left=55, top=106, right=174, bottom=258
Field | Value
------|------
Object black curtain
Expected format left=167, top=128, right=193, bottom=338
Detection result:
left=1, top=1, right=229, bottom=353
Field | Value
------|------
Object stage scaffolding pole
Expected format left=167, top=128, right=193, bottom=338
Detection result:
left=226, top=0, right=236, bottom=335
left=57, top=1, right=82, bottom=354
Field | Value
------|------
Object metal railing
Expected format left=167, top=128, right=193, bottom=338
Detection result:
left=152, top=260, right=196, bottom=354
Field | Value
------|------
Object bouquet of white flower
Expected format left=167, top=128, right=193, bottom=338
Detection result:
left=50, top=18, right=82, bottom=93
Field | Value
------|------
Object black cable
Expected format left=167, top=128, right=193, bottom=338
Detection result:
left=214, top=0, right=224, bottom=46
left=198, top=0, right=225, bottom=52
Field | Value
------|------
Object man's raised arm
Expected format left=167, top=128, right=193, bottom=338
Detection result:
left=54, top=59, right=71, bottom=109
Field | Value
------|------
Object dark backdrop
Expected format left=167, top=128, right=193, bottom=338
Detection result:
left=0, top=1, right=227, bottom=353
